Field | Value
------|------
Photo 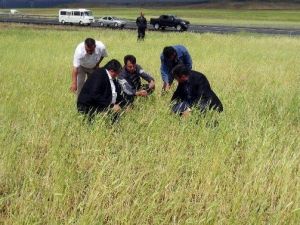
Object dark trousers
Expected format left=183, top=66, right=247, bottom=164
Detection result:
left=137, top=28, right=146, bottom=40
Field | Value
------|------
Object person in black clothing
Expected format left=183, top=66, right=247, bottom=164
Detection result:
left=77, top=59, right=126, bottom=119
left=171, top=64, right=223, bottom=117
left=136, top=12, right=147, bottom=41
left=118, top=55, right=155, bottom=104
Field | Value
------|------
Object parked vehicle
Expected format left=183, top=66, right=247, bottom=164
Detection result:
left=150, top=15, right=190, bottom=31
left=98, top=16, right=126, bottom=28
left=59, top=9, right=94, bottom=25
left=9, top=9, right=21, bottom=15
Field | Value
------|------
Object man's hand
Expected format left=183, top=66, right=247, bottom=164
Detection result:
left=136, top=90, right=148, bottom=97
left=163, top=83, right=170, bottom=91
left=70, top=82, right=77, bottom=93
left=112, top=104, right=121, bottom=113
left=182, top=108, right=191, bottom=118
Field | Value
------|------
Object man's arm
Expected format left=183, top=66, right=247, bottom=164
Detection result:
left=138, top=66, right=155, bottom=89
left=160, top=55, right=170, bottom=90
left=94, top=56, right=104, bottom=69
left=70, top=67, right=78, bottom=93
left=183, top=50, right=192, bottom=70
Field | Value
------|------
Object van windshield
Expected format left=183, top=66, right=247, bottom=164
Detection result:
left=84, top=11, right=92, bottom=16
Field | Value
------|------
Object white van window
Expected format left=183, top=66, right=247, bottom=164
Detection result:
left=60, top=11, right=66, bottom=15
left=74, top=11, right=80, bottom=16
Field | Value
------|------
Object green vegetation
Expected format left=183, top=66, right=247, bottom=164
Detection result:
left=0, top=23, right=299, bottom=224
left=19, top=7, right=300, bottom=28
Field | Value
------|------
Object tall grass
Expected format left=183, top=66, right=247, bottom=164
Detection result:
left=0, top=24, right=299, bottom=224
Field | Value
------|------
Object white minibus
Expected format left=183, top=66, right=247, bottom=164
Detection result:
left=59, top=9, right=94, bottom=25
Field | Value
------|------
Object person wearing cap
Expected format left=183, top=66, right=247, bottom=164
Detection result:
left=171, top=64, right=223, bottom=117
left=77, top=59, right=126, bottom=120
left=118, top=55, right=155, bottom=104
left=70, top=38, right=108, bottom=96
left=160, top=45, right=192, bottom=91
left=136, top=12, right=147, bottom=41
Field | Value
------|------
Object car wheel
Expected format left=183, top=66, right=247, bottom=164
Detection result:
left=114, top=23, right=118, bottom=27
left=176, top=25, right=182, bottom=31
left=99, top=22, right=104, bottom=26
left=154, top=23, right=160, bottom=30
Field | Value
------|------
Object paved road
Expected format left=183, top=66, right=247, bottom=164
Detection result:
left=1, top=15, right=299, bottom=36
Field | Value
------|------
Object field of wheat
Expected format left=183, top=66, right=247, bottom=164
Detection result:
left=0, top=23, right=299, bottom=224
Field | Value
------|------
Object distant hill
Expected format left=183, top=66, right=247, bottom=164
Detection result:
left=1, top=0, right=299, bottom=8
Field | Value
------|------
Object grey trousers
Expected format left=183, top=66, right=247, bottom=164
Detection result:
left=77, top=66, right=95, bottom=96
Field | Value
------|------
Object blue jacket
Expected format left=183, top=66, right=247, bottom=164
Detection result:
left=160, top=45, right=192, bottom=84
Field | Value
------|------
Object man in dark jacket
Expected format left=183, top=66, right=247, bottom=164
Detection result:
left=119, top=55, right=155, bottom=104
left=136, top=12, right=147, bottom=41
left=77, top=59, right=125, bottom=118
left=171, top=64, right=223, bottom=116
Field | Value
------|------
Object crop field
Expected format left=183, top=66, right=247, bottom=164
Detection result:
left=0, top=23, right=299, bottom=224
left=8, top=7, right=300, bottom=28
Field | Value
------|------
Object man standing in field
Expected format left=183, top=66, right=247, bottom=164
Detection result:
left=118, top=55, right=155, bottom=104
left=160, top=45, right=192, bottom=91
left=70, top=38, right=108, bottom=96
left=136, top=12, right=147, bottom=41
left=171, top=64, right=223, bottom=117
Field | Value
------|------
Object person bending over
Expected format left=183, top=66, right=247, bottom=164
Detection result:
left=171, top=64, right=223, bottom=117
left=160, top=45, right=192, bottom=91
left=77, top=59, right=126, bottom=120
left=70, top=38, right=108, bottom=96
left=118, top=55, right=155, bottom=104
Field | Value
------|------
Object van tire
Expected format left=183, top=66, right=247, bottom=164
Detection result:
left=61, top=20, right=65, bottom=24
left=79, top=21, right=83, bottom=25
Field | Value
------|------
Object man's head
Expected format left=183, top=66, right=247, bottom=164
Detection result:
left=124, top=55, right=137, bottom=74
left=140, top=12, right=144, bottom=17
left=172, top=64, right=190, bottom=83
left=163, top=46, right=177, bottom=62
left=104, top=59, right=122, bottom=79
left=84, top=38, right=96, bottom=55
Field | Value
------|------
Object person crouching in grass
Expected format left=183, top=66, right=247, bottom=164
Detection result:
left=171, top=64, right=223, bottom=117
left=77, top=59, right=127, bottom=122
left=118, top=54, right=155, bottom=105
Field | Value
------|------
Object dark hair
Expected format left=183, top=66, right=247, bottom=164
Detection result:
left=124, top=55, right=136, bottom=65
left=163, top=46, right=176, bottom=59
left=84, top=38, right=96, bottom=48
left=172, top=64, right=190, bottom=79
left=104, top=59, right=122, bottom=72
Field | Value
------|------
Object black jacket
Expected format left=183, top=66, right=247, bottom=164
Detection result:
left=171, top=70, right=223, bottom=112
left=136, top=16, right=147, bottom=29
left=77, top=68, right=124, bottom=113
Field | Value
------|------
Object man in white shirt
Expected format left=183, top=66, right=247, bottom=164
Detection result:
left=70, top=38, right=108, bottom=95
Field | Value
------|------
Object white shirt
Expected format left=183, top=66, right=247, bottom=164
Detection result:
left=106, top=70, right=117, bottom=104
left=73, top=41, right=108, bottom=68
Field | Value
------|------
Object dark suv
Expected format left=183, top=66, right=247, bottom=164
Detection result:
left=150, top=15, right=190, bottom=31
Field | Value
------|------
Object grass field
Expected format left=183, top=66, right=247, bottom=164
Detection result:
left=7, top=7, right=300, bottom=28
left=0, top=23, right=299, bottom=224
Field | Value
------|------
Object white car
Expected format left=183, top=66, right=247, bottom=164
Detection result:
left=98, top=16, right=126, bottom=28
